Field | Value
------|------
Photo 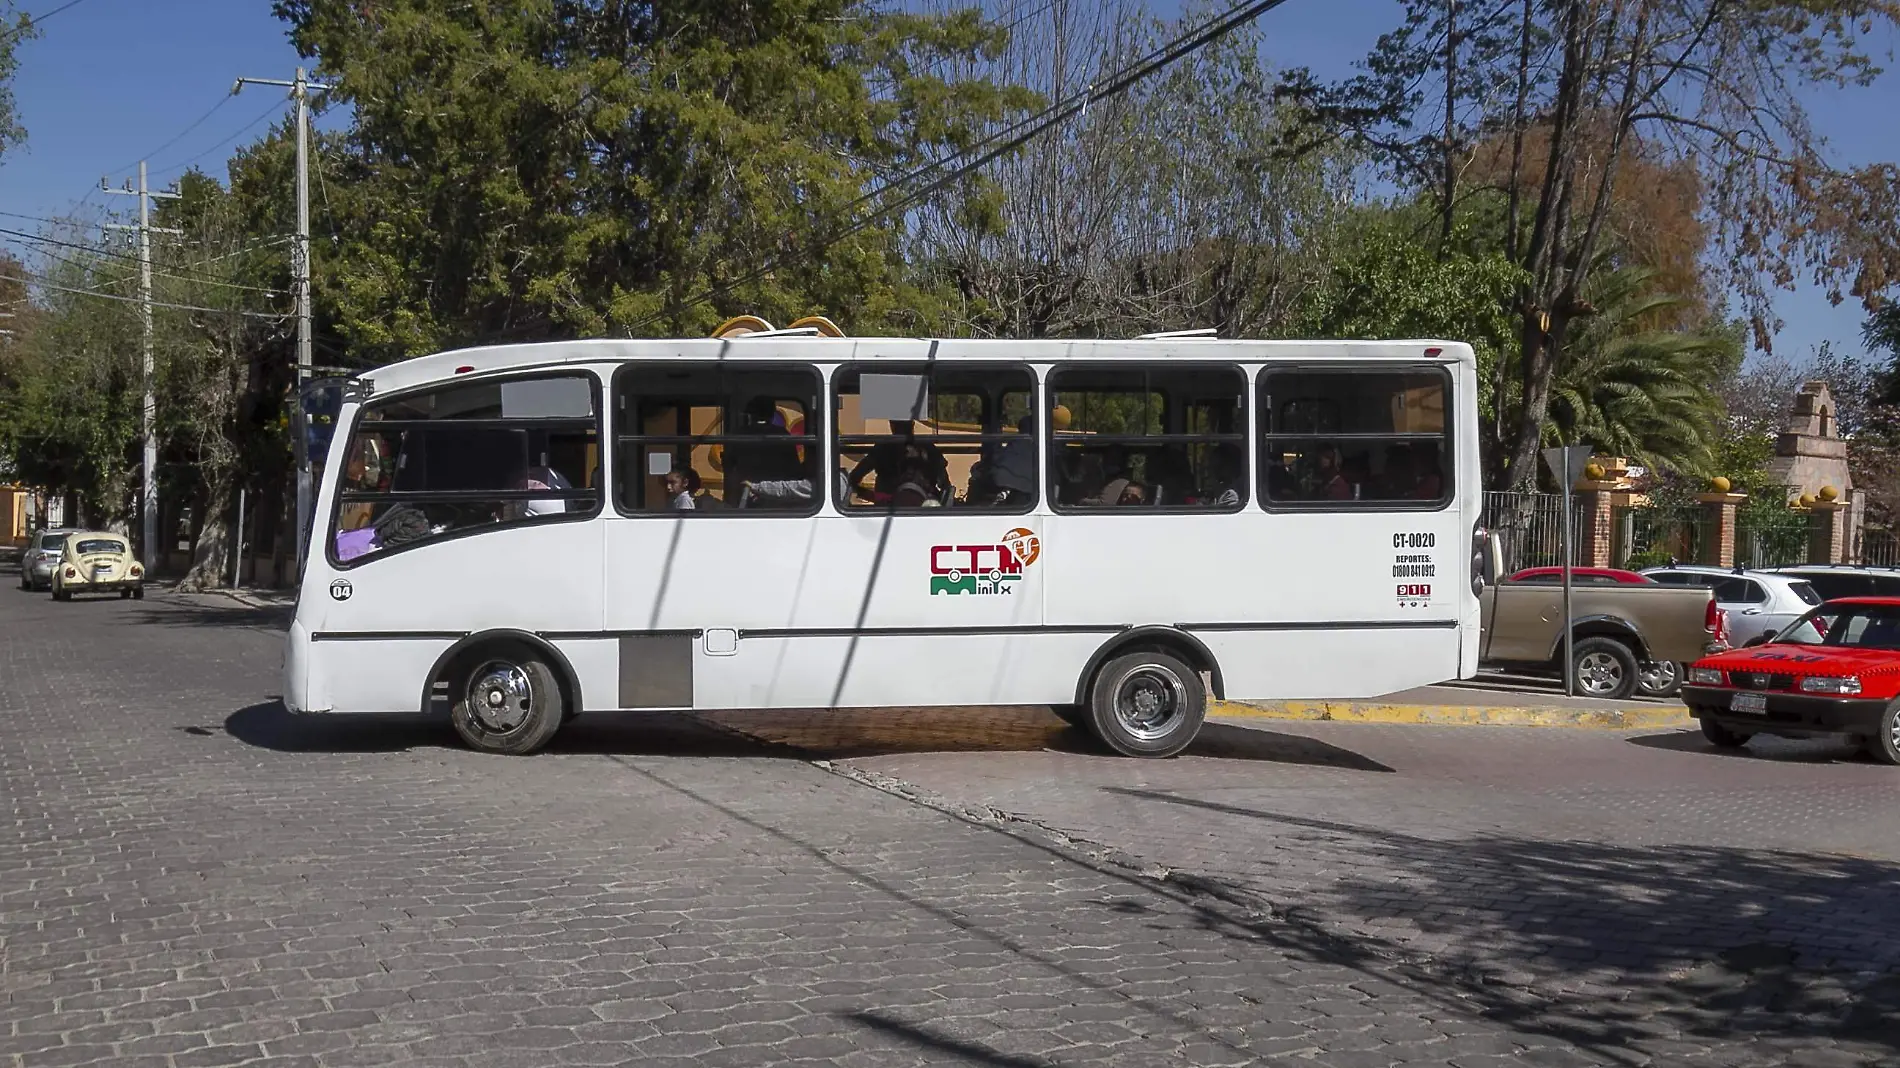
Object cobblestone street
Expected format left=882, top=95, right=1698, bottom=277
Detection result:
left=5, top=587, right=1899, bottom=1067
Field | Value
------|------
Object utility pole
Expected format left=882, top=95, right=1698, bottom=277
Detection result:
left=234, top=67, right=332, bottom=573
left=104, top=162, right=182, bottom=570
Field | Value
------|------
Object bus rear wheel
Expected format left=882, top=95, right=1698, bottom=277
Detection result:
left=1086, top=650, right=1206, bottom=758
left=450, top=652, right=565, bottom=755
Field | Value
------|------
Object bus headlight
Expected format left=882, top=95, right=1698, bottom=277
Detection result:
left=1799, top=676, right=1861, bottom=695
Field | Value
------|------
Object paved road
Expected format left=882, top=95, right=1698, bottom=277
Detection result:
left=3, top=587, right=1897, bottom=1067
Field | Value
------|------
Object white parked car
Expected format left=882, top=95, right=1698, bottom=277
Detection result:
left=1639, top=565, right=1821, bottom=647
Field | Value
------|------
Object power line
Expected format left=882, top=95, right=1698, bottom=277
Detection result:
left=634, top=0, right=1293, bottom=329
left=147, top=99, right=285, bottom=178
left=0, top=270, right=287, bottom=319
left=102, top=92, right=234, bottom=180
left=0, top=227, right=289, bottom=295
left=1, top=0, right=90, bottom=43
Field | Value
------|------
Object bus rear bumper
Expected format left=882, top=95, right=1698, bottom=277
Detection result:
left=282, top=618, right=330, bottom=714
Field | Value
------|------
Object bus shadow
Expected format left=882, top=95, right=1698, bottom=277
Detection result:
left=694, top=706, right=1394, bottom=770
left=224, top=701, right=1389, bottom=769
left=223, top=701, right=796, bottom=759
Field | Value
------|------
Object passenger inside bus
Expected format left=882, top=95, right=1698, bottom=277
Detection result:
left=845, top=420, right=951, bottom=505
left=664, top=468, right=702, bottom=510
left=730, top=397, right=814, bottom=508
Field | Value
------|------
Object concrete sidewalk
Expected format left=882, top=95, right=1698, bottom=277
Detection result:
left=1215, top=679, right=1692, bottom=730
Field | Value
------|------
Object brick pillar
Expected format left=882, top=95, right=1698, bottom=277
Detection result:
left=1809, top=501, right=1848, bottom=564
left=1569, top=483, right=1616, bottom=567
left=1697, top=492, right=1745, bottom=568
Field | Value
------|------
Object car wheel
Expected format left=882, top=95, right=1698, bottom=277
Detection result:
left=1637, top=659, right=1681, bottom=698
left=1086, top=650, right=1206, bottom=757
left=1700, top=717, right=1753, bottom=749
left=120, top=590, right=131, bottom=599
left=131, top=587, right=143, bottom=600
left=450, top=652, right=566, bottom=755
left=1864, top=703, right=1900, bottom=766
left=1571, top=637, right=1640, bottom=700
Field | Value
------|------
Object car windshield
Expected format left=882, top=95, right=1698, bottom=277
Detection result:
left=37, top=533, right=64, bottom=551
left=1788, top=580, right=1822, bottom=606
left=74, top=538, right=125, bottom=555
left=1777, top=603, right=1900, bottom=648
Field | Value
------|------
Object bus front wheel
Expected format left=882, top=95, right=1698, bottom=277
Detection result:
left=1086, top=650, right=1206, bottom=758
left=450, top=652, right=566, bottom=755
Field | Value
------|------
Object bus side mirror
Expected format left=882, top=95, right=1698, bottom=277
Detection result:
left=1473, top=528, right=1504, bottom=592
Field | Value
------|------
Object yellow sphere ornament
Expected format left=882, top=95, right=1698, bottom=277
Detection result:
left=1798, top=493, right=1816, bottom=508
left=1709, top=476, right=1732, bottom=493
left=1819, top=485, right=1839, bottom=501
left=1584, top=462, right=1606, bottom=481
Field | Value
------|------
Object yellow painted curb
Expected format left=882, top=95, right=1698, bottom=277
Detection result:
left=1210, top=698, right=1691, bottom=731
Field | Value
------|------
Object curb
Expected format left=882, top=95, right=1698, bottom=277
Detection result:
left=1210, top=698, right=1692, bottom=731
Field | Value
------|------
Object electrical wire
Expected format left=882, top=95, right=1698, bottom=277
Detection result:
left=631, top=0, right=1293, bottom=330
left=101, top=93, right=235, bottom=180
left=0, top=270, right=287, bottom=320
left=0, top=227, right=289, bottom=295
left=0, top=0, right=89, bottom=44
left=147, top=99, right=285, bottom=178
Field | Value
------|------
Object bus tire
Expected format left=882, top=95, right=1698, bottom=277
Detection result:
left=1086, top=650, right=1206, bottom=758
left=450, top=652, right=565, bottom=756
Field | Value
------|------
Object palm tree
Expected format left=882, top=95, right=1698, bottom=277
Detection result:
left=1546, top=267, right=1736, bottom=477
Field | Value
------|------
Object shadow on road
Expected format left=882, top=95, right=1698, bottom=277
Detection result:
left=224, top=700, right=799, bottom=758
left=130, top=597, right=294, bottom=631
left=224, top=700, right=1389, bottom=770
left=1625, top=728, right=1868, bottom=764
left=1102, top=786, right=1900, bottom=1063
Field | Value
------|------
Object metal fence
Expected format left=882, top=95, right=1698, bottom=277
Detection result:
left=1863, top=528, right=1900, bottom=567
left=1735, top=510, right=1810, bottom=569
left=1481, top=491, right=1587, bottom=572
left=1611, top=504, right=1705, bottom=569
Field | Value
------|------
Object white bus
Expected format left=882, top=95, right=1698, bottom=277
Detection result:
left=285, top=326, right=1482, bottom=758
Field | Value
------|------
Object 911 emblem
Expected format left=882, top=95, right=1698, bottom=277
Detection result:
left=329, top=579, right=353, bottom=601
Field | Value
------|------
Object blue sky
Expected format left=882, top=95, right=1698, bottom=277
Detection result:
left=2, top=0, right=1894, bottom=361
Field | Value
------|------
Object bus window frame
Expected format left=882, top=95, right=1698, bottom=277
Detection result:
left=325, top=368, right=607, bottom=571
left=1047, top=361, right=1250, bottom=515
left=1256, top=362, right=1454, bottom=514
left=831, top=360, right=1039, bottom=516
left=610, top=360, right=826, bottom=519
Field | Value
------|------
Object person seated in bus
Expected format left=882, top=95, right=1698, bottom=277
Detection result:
left=1148, top=447, right=1195, bottom=506
left=1076, top=445, right=1134, bottom=506
left=1375, top=443, right=1415, bottom=499
left=988, top=412, right=1037, bottom=505
left=1340, top=452, right=1371, bottom=502
left=1311, top=446, right=1351, bottom=501
left=846, top=420, right=950, bottom=504
left=522, top=464, right=575, bottom=517
left=726, top=397, right=805, bottom=485
left=1202, top=443, right=1244, bottom=507
left=1117, top=481, right=1148, bottom=506
left=663, top=468, right=702, bottom=511
left=729, top=397, right=812, bottom=508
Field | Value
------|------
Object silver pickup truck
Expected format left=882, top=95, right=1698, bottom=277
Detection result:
left=1476, top=538, right=1724, bottom=699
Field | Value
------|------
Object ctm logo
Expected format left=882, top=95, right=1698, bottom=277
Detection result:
left=929, top=529, right=1039, bottom=596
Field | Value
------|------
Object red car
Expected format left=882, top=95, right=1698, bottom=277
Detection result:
left=1507, top=566, right=1653, bottom=585
left=1682, top=597, right=1900, bottom=764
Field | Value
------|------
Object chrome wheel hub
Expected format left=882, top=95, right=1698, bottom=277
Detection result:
left=1638, top=660, right=1677, bottom=692
left=1577, top=652, right=1622, bottom=696
left=1114, top=667, right=1187, bottom=742
left=467, top=661, right=533, bottom=733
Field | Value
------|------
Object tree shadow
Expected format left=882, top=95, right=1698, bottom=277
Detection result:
left=1101, top=786, right=1900, bottom=1061
left=130, top=597, right=294, bottom=631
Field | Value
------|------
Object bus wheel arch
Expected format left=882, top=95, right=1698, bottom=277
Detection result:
left=424, top=631, right=582, bottom=750
left=1071, top=629, right=1220, bottom=758
left=1073, top=628, right=1224, bottom=707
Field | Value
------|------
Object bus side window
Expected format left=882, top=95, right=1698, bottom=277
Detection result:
left=1048, top=363, right=1247, bottom=511
left=833, top=363, right=1036, bottom=511
left=1259, top=368, right=1451, bottom=509
left=613, top=363, right=822, bottom=515
left=329, top=373, right=601, bottom=564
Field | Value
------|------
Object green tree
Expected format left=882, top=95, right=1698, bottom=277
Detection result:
left=1547, top=267, right=1737, bottom=476
left=0, top=5, right=38, bottom=162
left=1281, top=0, right=1900, bottom=491
left=269, top=0, right=1033, bottom=363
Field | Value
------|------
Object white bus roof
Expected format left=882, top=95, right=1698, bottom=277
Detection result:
left=360, top=337, right=1473, bottom=397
